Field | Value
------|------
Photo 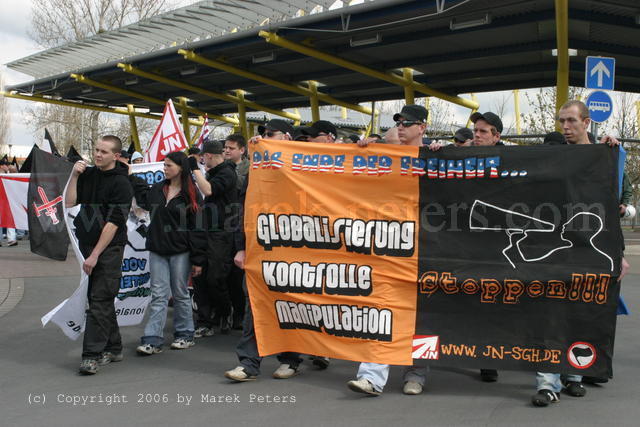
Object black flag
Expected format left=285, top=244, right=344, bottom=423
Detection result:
left=65, top=145, right=82, bottom=163
left=43, top=128, right=61, bottom=156
left=11, top=156, right=18, bottom=167
left=127, top=141, right=137, bottom=155
left=19, top=144, right=38, bottom=173
left=27, top=147, right=73, bottom=260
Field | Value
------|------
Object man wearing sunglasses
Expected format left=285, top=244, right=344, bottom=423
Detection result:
left=257, top=119, right=294, bottom=141
left=299, top=120, right=338, bottom=143
left=348, top=104, right=429, bottom=397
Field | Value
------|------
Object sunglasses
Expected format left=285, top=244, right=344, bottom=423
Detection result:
left=395, top=120, right=421, bottom=127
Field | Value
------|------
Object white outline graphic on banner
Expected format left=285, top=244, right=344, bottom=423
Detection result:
left=469, top=200, right=613, bottom=271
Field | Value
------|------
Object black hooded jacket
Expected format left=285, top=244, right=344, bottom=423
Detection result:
left=73, top=161, right=133, bottom=247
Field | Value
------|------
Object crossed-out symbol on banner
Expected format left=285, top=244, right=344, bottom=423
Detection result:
left=33, top=186, right=63, bottom=225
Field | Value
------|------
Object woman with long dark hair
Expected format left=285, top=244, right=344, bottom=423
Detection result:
left=130, top=151, right=206, bottom=354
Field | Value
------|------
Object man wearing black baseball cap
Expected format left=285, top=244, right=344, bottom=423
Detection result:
left=469, top=111, right=504, bottom=146
left=257, top=119, right=294, bottom=140
left=392, top=104, right=428, bottom=146
left=189, top=140, right=238, bottom=336
left=300, top=120, right=338, bottom=143
left=453, top=127, right=474, bottom=147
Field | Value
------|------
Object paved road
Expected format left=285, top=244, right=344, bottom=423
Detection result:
left=1, top=240, right=639, bottom=427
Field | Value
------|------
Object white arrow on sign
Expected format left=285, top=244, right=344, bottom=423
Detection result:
left=590, top=61, right=611, bottom=87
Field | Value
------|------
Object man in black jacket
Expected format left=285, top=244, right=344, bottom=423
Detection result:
left=65, top=135, right=133, bottom=375
left=191, top=140, right=238, bottom=334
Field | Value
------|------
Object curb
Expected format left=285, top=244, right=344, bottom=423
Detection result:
left=0, top=278, right=25, bottom=318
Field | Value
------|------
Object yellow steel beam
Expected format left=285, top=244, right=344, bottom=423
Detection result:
left=70, top=73, right=238, bottom=125
left=189, top=118, right=204, bottom=147
left=308, top=81, right=320, bottom=122
left=554, top=0, right=569, bottom=131
left=258, top=31, right=479, bottom=111
left=178, top=49, right=373, bottom=115
left=466, top=93, right=479, bottom=128
left=236, top=90, right=248, bottom=139
left=178, top=97, right=191, bottom=140
left=1, top=91, right=203, bottom=125
left=127, top=104, right=141, bottom=152
left=513, top=90, right=522, bottom=135
left=117, top=63, right=300, bottom=121
left=403, top=68, right=415, bottom=104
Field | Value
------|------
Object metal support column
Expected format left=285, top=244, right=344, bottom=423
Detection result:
left=513, top=90, right=522, bottom=134
left=127, top=104, right=141, bottom=152
left=236, top=90, right=248, bottom=140
left=554, top=0, right=569, bottom=130
left=178, top=97, right=191, bottom=141
left=308, top=81, right=320, bottom=122
left=403, top=68, right=415, bottom=104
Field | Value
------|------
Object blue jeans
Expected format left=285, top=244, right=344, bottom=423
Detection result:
left=536, top=372, right=582, bottom=392
left=357, top=363, right=428, bottom=392
left=141, top=252, right=194, bottom=346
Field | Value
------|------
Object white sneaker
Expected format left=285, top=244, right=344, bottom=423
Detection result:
left=272, top=364, right=299, bottom=379
left=224, top=366, right=257, bottom=382
left=136, top=344, right=162, bottom=355
left=403, top=381, right=423, bottom=395
left=170, top=338, right=195, bottom=350
left=347, top=378, right=381, bottom=396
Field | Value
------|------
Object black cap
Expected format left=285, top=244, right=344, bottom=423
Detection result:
left=453, top=127, right=473, bottom=143
left=187, top=146, right=201, bottom=155
left=300, top=120, right=338, bottom=138
left=543, top=131, right=566, bottom=145
left=202, top=140, right=224, bottom=154
left=470, top=111, right=503, bottom=133
left=393, top=104, right=428, bottom=123
left=258, top=119, right=294, bottom=137
left=119, top=150, right=131, bottom=159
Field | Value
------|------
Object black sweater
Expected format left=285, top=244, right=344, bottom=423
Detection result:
left=204, top=160, right=238, bottom=232
left=130, top=178, right=207, bottom=266
left=74, top=161, right=133, bottom=247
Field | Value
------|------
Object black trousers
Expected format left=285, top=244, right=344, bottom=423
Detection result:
left=80, top=244, right=125, bottom=360
left=193, top=232, right=234, bottom=326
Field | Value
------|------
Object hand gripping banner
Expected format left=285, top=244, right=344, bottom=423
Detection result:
left=245, top=141, right=622, bottom=377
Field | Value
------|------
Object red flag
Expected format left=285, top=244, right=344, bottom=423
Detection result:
left=144, top=99, right=189, bottom=162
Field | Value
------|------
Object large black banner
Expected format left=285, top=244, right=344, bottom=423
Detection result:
left=414, top=144, right=622, bottom=378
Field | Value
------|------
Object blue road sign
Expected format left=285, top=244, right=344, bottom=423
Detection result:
left=585, top=56, right=615, bottom=90
left=585, top=91, right=613, bottom=123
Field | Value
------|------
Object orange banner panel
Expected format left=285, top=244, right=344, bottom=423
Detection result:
left=245, top=139, right=420, bottom=365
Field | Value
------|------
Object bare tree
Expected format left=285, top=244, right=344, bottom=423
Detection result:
left=26, top=0, right=171, bottom=156
left=0, top=73, right=10, bottom=155
left=521, top=86, right=585, bottom=138
left=30, top=0, right=170, bottom=48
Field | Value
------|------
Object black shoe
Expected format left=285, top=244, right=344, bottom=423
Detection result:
left=480, top=369, right=498, bottom=382
left=220, top=308, right=233, bottom=335
left=311, top=356, right=330, bottom=370
left=582, top=375, right=609, bottom=384
left=532, top=389, right=559, bottom=407
left=564, top=382, right=587, bottom=397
